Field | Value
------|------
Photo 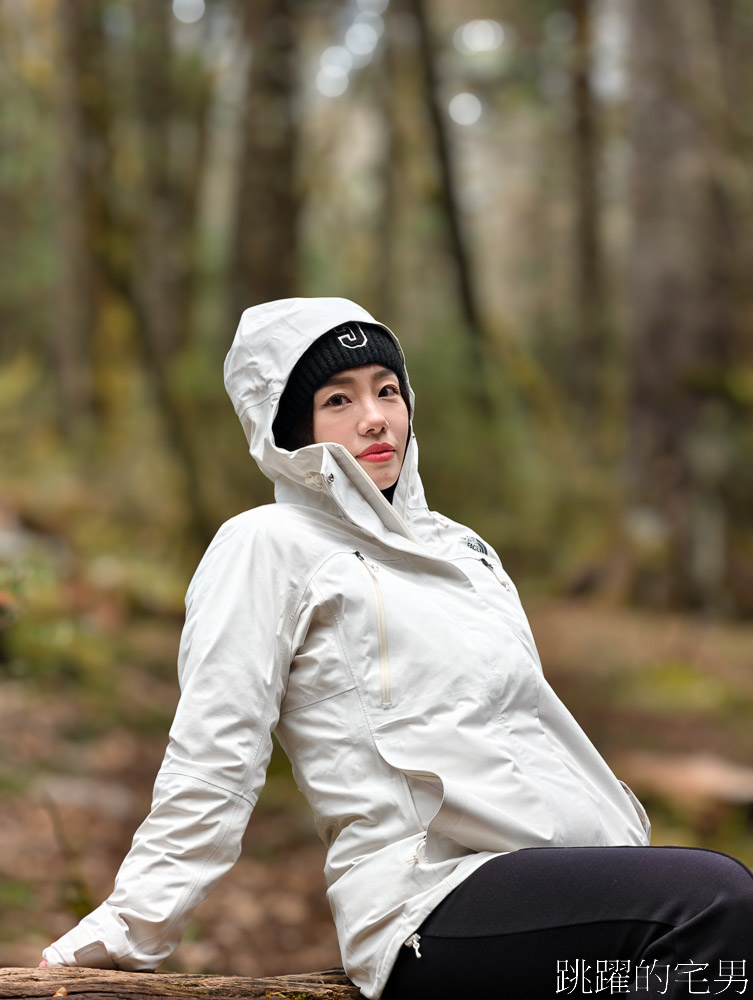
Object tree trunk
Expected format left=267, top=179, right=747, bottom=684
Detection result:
left=53, top=0, right=110, bottom=431
left=625, top=0, right=741, bottom=612
left=405, top=0, right=485, bottom=365
left=134, top=0, right=184, bottom=360
left=374, top=7, right=399, bottom=319
left=228, top=0, right=300, bottom=323
left=570, top=0, right=607, bottom=424
left=0, top=967, right=358, bottom=1000
left=110, top=0, right=215, bottom=550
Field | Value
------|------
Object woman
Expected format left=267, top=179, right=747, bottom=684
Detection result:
left=42, top=297, right=753, bottom=998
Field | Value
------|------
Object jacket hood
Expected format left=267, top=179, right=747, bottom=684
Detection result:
left=224, top=297, right=423, bottom=540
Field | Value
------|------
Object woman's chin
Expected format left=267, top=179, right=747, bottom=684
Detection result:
left=359, top=461, right=398, bottom=491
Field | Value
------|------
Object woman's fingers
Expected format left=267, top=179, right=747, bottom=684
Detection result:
left=38, top=960, right=48, bottom=968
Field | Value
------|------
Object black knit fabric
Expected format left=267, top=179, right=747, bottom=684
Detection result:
left=383, top=846, right=753, bottom=999
left=273, top=322, right=405, bottom=447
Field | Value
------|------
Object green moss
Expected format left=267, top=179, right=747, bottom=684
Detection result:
left=620, top=660, right=734, bottom=714
left=0, top=879, right=35, bottom=908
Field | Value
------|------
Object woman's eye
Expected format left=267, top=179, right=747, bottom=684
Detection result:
left=379, top=384, right=399, bottom=397
left=325, top=393, right=348, bottom=407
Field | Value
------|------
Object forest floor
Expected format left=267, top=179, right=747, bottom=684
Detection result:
left=2, top=592, right=753, bottom=977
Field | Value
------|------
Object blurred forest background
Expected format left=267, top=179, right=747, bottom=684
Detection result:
left=2, top=0, right=753, bottom=979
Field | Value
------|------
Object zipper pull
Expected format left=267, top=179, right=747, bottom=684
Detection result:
left=404, top=932, right=422, bottom=958
left=481, top=557, right=512, bottom=591
left=408, top=835, right=426, bottom=865
left=355, top=551, right=378, bottom=573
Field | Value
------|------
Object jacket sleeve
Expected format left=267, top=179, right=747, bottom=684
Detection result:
left=43, top=514, right=297, bottom=971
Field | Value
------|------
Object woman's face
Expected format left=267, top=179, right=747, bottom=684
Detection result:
left=312, top=364, right=410, bottom=490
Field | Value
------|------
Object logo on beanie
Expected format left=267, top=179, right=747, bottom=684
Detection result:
left=335, top=323, right=368, bottom=349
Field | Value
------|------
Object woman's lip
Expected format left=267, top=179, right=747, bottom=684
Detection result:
left=358, top=445, right=396, bottom=462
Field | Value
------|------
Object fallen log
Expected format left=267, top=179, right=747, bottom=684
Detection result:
left=0, top=967, right=360, bottom=1000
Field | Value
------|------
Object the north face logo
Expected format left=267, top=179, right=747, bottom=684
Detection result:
left=463, top=536, right=488, bottom=554
left=335, top=323, right=368, bottom=349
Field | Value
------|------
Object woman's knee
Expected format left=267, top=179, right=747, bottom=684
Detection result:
left=669, top=847, right=753, bottom=917
left=685, top=848, right=752, bottom=883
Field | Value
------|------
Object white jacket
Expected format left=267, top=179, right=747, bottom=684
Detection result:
left=44, top=297, right=650, bottom=998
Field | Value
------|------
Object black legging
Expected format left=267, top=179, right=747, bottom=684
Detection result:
left=382, top=846, right=753, bottom=999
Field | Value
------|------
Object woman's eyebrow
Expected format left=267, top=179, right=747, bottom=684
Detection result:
left=320, top=368, right=394, bottom=388
left=320, top=373, right=357, bottom=387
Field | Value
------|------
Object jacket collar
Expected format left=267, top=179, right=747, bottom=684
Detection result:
left=272, top=436, right=425, bottom=546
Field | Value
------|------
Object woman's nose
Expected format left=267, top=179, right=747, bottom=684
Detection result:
left=359, top=399, right=388, bottom=434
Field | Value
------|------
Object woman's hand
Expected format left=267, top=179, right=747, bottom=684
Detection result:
left=38, top=960, right=48, bottom=968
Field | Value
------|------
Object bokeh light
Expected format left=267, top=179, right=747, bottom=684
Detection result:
left=354, top=12, right=385, bottom=39
left=356, top=0, right=389, bottom=13
left=172, top=0, right=205, bottom=25
left=316, top=65, right=350, bottom=98
left=453, top=20, right=505, bottom=55
left=321, top=46, right=354, bottom=73
left=345, top=21, right=379, bottom=56
left=448, top=92, right=482, bottom=125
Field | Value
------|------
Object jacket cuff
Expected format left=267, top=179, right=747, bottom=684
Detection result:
left=42, top=903, right=138, bottom=970
left=41, top=944, right=65, bottom=967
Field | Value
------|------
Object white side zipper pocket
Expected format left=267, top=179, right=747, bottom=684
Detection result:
left=355, top=552, right=391, bottom=708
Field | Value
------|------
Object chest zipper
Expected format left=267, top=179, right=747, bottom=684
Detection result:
left=355, top=552, right=391, bottom=708
left=481, top=557, right=513, bottom=592
left=404, top=932, right=422, bottom=958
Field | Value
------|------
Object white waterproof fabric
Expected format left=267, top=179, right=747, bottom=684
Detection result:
left=44, top=297, right=651, bottom=998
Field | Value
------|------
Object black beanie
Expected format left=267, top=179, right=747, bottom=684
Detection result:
left=273, top=322, right=407, bottom=448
